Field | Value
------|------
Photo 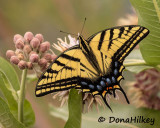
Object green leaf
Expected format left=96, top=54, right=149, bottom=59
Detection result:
left=0, top=72, right=18, bottom=115
left=23, top=100, right=35, bottom=127
left=50, top=103, right=160, bottom=128
left=0, top=57, right=35, bottom=127
left=64, top=89, right=82, bottom=128
left=130, top=0, right=160, bottom=65
left=0, top=71, right=35, bottom=127
left=0, top=97, right=25, bottom=128
left=125, top=49, right=153, bottom=73
left=0, top=57, right=20, bottom=91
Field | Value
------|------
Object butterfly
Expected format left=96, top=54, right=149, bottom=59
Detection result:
left=35, top=25, right=149, bottom=111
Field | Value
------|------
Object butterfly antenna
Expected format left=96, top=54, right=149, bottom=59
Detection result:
left=80, top=17, right=86, bottom=35
left=60, top=30, right=78, bottom=36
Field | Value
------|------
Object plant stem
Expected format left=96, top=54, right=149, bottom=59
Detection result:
left=64, top=89, right=82, bottom=128
left=124, top=62, right=147, bottom=67
left=18, top=69, right=27, bottom=123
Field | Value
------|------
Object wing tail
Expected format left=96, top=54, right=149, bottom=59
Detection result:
left=101, top=93, right=113, bottom=112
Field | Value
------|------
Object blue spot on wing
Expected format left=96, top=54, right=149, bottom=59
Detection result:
left=81, top=81, right=88, bottom=86
left=100, top=81, right=106, bottom=87
left=89, top=84, right=95, bottom=89
left=112, top=77, right=116, bottom=84
left=106, top=78, right=111, bottom=85
left=114, top=69, right=118, bottom=76
left=97, top=85, right=103, bottom=91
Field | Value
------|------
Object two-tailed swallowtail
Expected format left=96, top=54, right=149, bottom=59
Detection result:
left=36, top=25, right=149, bottom=111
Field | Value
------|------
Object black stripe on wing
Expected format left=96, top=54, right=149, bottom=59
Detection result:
left=36, top=76, right=79, bottom=90
left=87, top=25, right=140, bottom=43
left=80, top=62, right=98, bottom=76
left=54, top=60, right=75, bottom=70
left=114, top=27, right=149, bottom=61
left=118, top=27, right=125, bottom=38
left=98, top=31, right=106, bottom=50
left=108, top=29, right=114, bottom=50
left=61, top=54, right=80, bottom=62
left=46, top=68, right=59, bottom=74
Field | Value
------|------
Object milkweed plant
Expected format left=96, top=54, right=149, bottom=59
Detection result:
left=0, top=0, right=160, bottom=128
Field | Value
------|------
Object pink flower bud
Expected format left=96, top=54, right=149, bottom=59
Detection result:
left=30, top=37, right=40, bottom=49
left=17, top=53, right=24, bottom=60
left=29, top=53, right=39, bottom=63
left=15, top=38, right=24, bottom=49
left=29, top=51, right=36, bottom=56
left=13, top=34, right=23, bottom=43
left=51, top=55, right=57, bottom=61
left=6, top=50, right=15, bottom=59
left=39, top=41, right=50, bottom=53
left=18, top=60, right=27, bottom=70
left=24, top=32, right=34, bottom=42
left=35, top=34, right=44, bottom=43
left=29, top=51, right=37, bottom=59
left=10, top=56, right=20, bottom=65
left=38, top=58, right=47, bottom=68
left=41, top=65, right=48, bottom=72
left=27, top=62, right=33, bottom=70
left=15, top=49, right=23, bottom=55
left=23, top=45, right=32, bottom=54
left=43, top=53, right=53, bottom=62
left=44, top=41, right=50, bottom=49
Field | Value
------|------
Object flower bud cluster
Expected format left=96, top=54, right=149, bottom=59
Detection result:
left=128, top=69, right=160, bottom=110
left=6, top=32, right=57, bottom=76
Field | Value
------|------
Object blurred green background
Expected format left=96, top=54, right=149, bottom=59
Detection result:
left=0, top=0, right=136, bottom=128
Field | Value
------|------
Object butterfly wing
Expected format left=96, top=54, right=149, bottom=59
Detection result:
left=88, top=25, right=149, bottom=86
left=88, top=25, right=149, bottom=63
left=36, top=46, right=99, bottom=96
left=36, top=25, right=149, bottom=111
left=86, top=25, right=149, bottom=104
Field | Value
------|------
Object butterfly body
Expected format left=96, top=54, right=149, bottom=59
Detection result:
left=36, top=25, right=149, bottom=110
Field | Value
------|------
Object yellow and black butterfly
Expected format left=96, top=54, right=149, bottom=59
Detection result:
left=36, top=25, right=149, bottom=111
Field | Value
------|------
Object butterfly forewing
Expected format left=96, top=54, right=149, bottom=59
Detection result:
left=36, top=46, right=99, bottom=96
left=36, top=46, right=80, bottom=96
left=88, top=25, right=149, bottom=63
